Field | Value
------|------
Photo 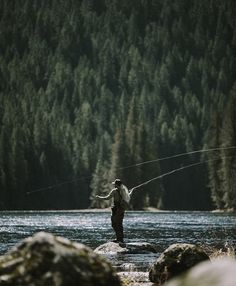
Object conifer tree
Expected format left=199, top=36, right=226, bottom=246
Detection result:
left=220, top=83, right=236, bottom=210
left=0, top=0, right=236, bottom=210
left=207, top=112, right=224, bottom=209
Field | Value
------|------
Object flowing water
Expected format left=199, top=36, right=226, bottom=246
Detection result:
left=0, top=210, right=236, bottom=271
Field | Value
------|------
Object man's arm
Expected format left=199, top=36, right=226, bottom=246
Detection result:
left=96, top=189, right=114, bottom=200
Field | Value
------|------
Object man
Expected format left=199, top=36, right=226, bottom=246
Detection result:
left=96, top=179, right=134, bottom=243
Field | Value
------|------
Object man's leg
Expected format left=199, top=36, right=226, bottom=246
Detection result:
left=111, top=207, right=124, bottom=242
left=111, top=206, right=119, bottom=241
left=116, top=208, right=124, bottom=242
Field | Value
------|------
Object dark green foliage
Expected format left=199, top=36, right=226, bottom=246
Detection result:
left=0, top=0, right=235, bottom=210
left=207, top=83, right=236, bottom=210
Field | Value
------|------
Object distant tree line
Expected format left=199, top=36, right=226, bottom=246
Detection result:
left=0, top=0, right=236, bottom=210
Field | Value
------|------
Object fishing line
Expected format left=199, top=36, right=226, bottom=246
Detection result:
left=120, top=145, right=236, bottom=170
left=26, top=175, right=92, bottom=195
left=131, top=155, right=235, bottom=191
left=27, top=145, right=236, bottom=195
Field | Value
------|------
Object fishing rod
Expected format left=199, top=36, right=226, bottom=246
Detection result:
left=27, top=145, right=236, bottom=195
left=130, top=155, right=235, bottom=192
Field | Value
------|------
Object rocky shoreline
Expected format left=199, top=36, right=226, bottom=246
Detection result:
left=0, top=232, right=235, bottom=286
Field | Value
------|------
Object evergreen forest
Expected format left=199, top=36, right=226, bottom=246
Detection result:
left=0, top=0, right=236, bottom=210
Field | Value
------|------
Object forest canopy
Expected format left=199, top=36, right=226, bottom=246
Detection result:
left=0, top=0, right=236, bottom=210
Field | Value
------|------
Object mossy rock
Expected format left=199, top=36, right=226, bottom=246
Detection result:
left=149, top=243, right=209, bottom=284
left=0, top=232, right=122, bottom=286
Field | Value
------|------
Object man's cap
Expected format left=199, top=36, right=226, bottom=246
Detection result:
left=112, top=179, right=122, bottom=186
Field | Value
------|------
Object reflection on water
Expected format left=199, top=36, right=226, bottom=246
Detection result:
left=0, top=211, right=236, bottom=270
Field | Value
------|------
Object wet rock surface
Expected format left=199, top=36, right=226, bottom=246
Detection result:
left=95, top=241, right=158, bottom=272
left=149, top=243, right=209, bottom=284
left=0, top=232, right=121, bottom=286
left=118, top=271, right=155, bottom=286
left=95, top=241, right=157, bottom=254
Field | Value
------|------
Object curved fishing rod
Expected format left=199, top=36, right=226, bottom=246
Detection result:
left=27, top=145, right=236, bottom=195
left=130, top=155, right=235, bottom=192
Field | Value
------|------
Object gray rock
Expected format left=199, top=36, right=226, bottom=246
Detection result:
left=165, top=258, right=236, bottom=286
left=0, top=232, right=121, bottom=286
left=95, top=241, right=157, bottom=255
left=118, top=271, right=153, bottom=286
left=149, top=243, right=209, bottom=284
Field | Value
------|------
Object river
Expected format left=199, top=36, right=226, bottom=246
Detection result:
left=0, top=210, right=236, bottom=271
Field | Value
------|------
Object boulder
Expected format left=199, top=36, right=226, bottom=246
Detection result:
left=165, top=258, right=236, bottom=286
left=0, top=232, right=121, bottom=286
left=149, top=243, right=209, bottom=284
left=95, top=241, right=157, bottom=255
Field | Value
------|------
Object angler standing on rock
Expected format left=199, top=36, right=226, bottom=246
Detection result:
left=96, top=179, right=134, bottom=243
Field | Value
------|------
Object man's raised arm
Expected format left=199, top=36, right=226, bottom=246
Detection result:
left=96, top=189, right=114, bottom=200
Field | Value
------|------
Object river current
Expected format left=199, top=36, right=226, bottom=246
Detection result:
left=0, top=210, right=235, bottom=271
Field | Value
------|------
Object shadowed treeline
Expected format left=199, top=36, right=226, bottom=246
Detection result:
left=0, top=0, right=236, bottom=210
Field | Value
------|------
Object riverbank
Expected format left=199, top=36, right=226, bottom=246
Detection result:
left=212, top=208, right=236, bottom=213
left=1, top=207, right=235, bottom=213
left=78, top=207, right=236, bottom=213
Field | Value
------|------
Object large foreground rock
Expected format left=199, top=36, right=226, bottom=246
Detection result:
left=149, top=243, right=209, bottom=284
left=166, top=258, right=236, bottom=286
left=0, top=232, right=121, bottom=286
left=95, top=241, right=157, bottom=254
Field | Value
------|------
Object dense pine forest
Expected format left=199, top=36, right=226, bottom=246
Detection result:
left=0, top=0, right=236, bottom=210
